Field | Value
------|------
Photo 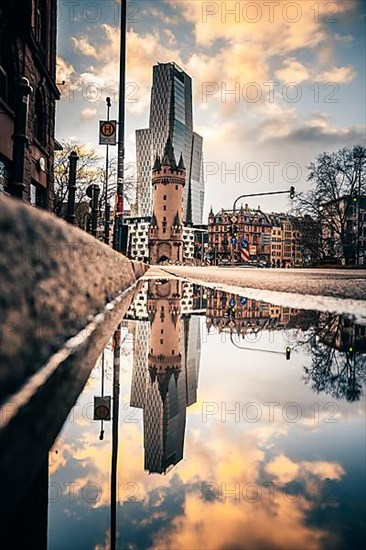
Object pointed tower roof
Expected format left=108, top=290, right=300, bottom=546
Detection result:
left=152, top=153, right=161, bottom=171
left=161, top=135, right=177, bottom=169
left=173, top=370, right=180, bottom=385
left=209, top=205, right=214, bottom=217
left=185, top=180, right=192, bottom=224
left=172, top=211, right=181, bottom=228
left=150, top=212, right=158, bottom=228
left=178, top=152, right=185, bottom=170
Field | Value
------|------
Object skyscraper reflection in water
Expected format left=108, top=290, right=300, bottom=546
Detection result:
left=129, top=280, right=201, bottom=474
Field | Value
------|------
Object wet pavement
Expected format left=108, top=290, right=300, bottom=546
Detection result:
left=47, top=278, right=365, bottom=549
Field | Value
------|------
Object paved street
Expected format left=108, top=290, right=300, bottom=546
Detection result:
left=154, top=266, right=366, bottom=322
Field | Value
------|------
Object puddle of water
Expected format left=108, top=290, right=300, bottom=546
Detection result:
left=48, top=279, right=366, bottom=550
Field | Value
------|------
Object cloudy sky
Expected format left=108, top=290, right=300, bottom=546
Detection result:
left=56, top=0, right=366, bottom=215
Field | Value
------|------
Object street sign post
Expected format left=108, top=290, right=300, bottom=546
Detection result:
left=99, top=120, right=117, bottom=145
left=94, top=396, right=111, bottom=420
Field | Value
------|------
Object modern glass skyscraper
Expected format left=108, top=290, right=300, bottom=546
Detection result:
left=135, top=62, right=204, bottom=224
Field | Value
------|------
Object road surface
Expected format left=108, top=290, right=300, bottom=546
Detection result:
left=152, top=266, right=366, bottom=323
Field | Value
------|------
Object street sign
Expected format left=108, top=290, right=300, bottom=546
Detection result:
left=94, top=396, right=111, bottom=420
left=229, top=298, right=236, bottom=307
left=230, top=215, right=238, bottom=223
left=231, top=237, right=237, bottom=245
left=241, top=239, right=249, bottom=249
left=228, top=321, right=236, bottom=329
left=241, top=247, right=250, bottom=262
left=99, top=120, right=117, bottom=145
left=240, top=297, right=247, bottom=306
left=249, top=245, right=257, bottom=255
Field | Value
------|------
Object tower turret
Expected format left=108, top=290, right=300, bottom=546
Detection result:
left=148, top=136, right=186, bottom=264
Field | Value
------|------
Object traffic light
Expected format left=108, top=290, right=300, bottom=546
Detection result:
left=348, top=345, right=354, bottom=357
left=226, top=307, right=236, bottom=319
left=232, top=225, right=238, bottom=237
left=286, top=346, right=291, bottom=360
left=289, top=186, right=295, bottom=199
left=352, top=195, right=358, bottom=204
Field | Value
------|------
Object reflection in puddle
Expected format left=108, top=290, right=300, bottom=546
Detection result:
left=48, top=280, right=366, bottom=550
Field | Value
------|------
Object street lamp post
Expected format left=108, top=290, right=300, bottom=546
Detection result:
left=66, top=151, right=78, bottom=225
left=111, top=2, right=127, bottom=548
left=113, top=0, right=127, bottom=252
left=104, top=97, right=111, bottom=245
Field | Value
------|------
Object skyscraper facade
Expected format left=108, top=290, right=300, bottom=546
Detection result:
left=135, top=62, right=204, bottom=225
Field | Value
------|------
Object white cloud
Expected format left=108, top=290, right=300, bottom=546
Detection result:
left=80, top=108, right=98, bottom=121
left=317, top=66, right=357, bottom=84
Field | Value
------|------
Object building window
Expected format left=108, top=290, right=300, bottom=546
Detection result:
left=163, top=205, right=166, bottom=210
left=0, top=158, right=11, bottom=195
left=0, top=38, right=15, bottom=109
left=30, top=182, right=47, bottom=209
left=34, top=90, right=46, bottom=144
left=33, top=0, right=48, bottom=51
left=163, top=195, right=167, bottom=200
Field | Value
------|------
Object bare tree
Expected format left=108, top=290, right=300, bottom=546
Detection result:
left=296, top=312, right=366, bottom=402
left=292, top=145, right=366, bottom=264
left=53, top=140, right=136, bottom=229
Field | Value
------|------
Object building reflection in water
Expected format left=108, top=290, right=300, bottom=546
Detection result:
left=205, top=287, right=366, bottom=402
left=126, top=280, right=201, bottom=474
left=126, top=282, right=366, bottom=477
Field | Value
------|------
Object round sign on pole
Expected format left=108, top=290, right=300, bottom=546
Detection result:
left=229, top=298, right=236, bottom=307
left=99, top=120, right=117, bottom=145
left=240, top=297, right=247, bottom=306
left=241, top=239, right=249, bottom=248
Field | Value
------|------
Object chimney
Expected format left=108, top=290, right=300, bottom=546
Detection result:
left=258, top=205, right=261, bottom=211
left=245, top=203, right=249, bottom=211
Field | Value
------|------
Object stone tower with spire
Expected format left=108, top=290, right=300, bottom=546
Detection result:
left=145, top=279, right=184, bottom=473
left=148, top=136, right=186, bottom=264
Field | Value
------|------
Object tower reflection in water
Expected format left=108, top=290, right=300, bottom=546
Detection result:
left=127, top=279, right=201, bottom=474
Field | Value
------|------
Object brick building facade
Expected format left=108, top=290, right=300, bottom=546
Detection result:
left=0, top=1, right=60, bottom=209
left=208, top=205, right=304, bottom=267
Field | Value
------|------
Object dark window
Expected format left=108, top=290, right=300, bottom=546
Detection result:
left=33, top=0, right=48, bottom=51
left=34, top=90, right=46, bottom=144
left=0, top=38, right=15, bottom=109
